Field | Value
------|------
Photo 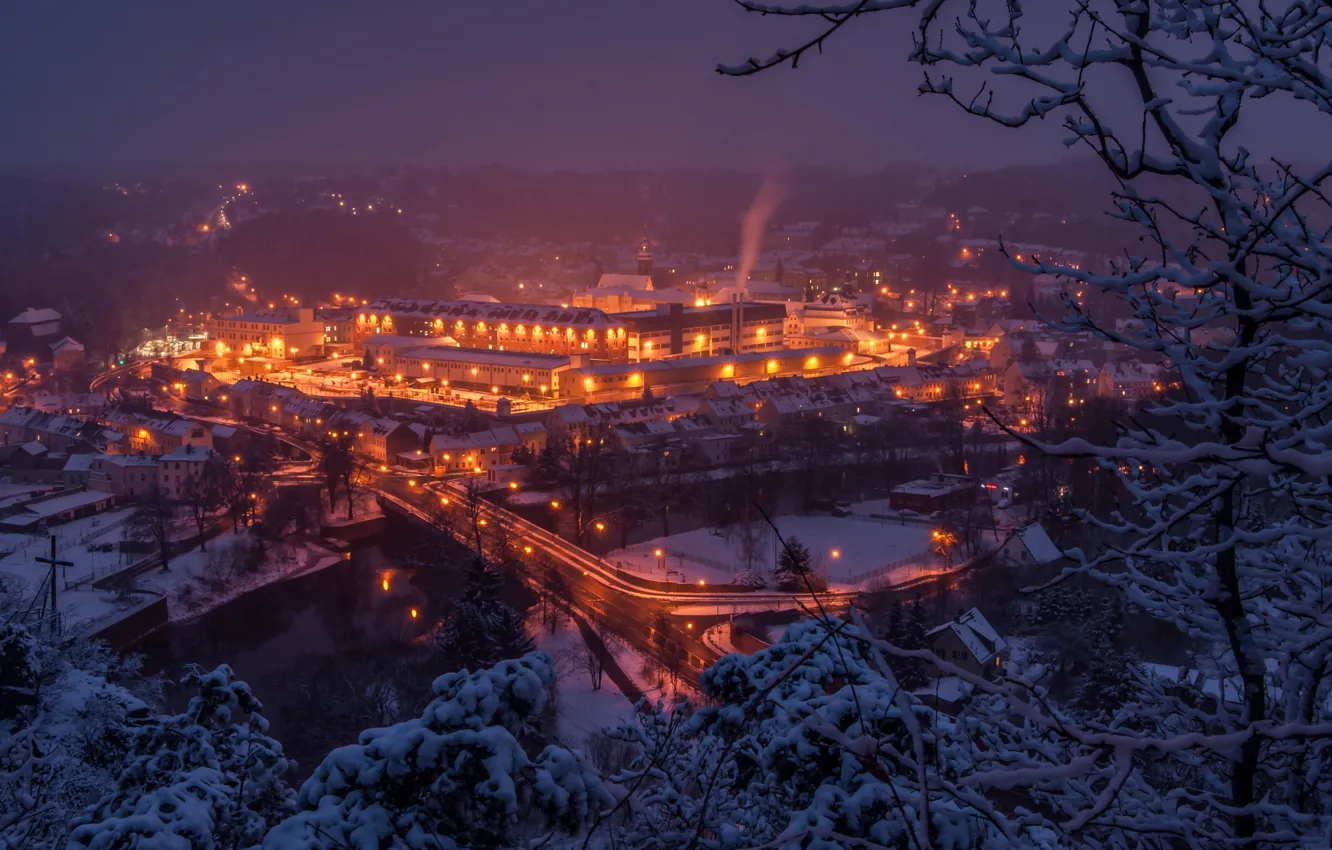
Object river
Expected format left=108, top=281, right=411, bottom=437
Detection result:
left=137, top=514, right=481, bottom=772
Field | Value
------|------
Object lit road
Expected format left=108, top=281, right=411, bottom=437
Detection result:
left=372, top=475, right=862, bottom=684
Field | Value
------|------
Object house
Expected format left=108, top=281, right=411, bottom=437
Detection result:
left=49, top=336, right=86, bottom=372
left=62, top=453, right=98, bottom=489
left=6, top=308, right=62, bottom=357
left=180, top=370, right=222, bottom=402
left=513, top=421, right=548, bottom=455
left=545, top=404, right=596, bottom=443
left=889, top=473, right=978, bottom=514
left=157, top=444, right=215, bottom=501
left=611, top=419, right=677, bottom=448
left=925, top=608, right=1008, bottom=677
left=0, top=442, right=56, bottom=484
left=355, top=418, right=418, bottom=464
left=105, top=411, right=213, bottom=455
left=89, top=455, right=160, bottom=499
left=997, top=523, right=1064, bottom=567
left=25, top=391, right=110, bottom=417
left=1002, top=359, right=1096, bottom=410
left=429, top=426, right=527, bottom=475
left=695, top=433, right=746, bottom=465
left=0, top=407, right=120, bottom=453
left=0, top=488, right=115, bottom=532
left=695, top=398, right=754, bottom=434
left=1097, top=360, right=1164, bottom=401
left=701, top=381, right=744, bottom=400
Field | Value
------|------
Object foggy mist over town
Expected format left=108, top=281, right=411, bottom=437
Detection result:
left=1, top=2, right=1331, bottom=849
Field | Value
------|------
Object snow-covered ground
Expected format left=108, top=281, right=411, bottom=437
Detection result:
left=0, top=506, right=141, bottom=588
left=0, top=508, right=344, bottom=634
left=606, top=511, right=937, bottom=589
left=321, top=490, right=384, bottom=526
left=532, top=620, right=636, bottom=745
left=136, top=533, right=345, bottom=623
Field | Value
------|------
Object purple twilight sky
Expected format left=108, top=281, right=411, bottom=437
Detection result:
left=0, top=0, right=1318, bottom=173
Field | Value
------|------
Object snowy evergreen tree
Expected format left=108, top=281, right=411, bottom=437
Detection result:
left=69, top=664, right=294, bottom=850
left=263, top=651, right=610, bottom=849
left=772, top=535, right=812, bottom=591
left=490, top=603, right=535, bottom=662
left=430, top=557, right=532, bottom=672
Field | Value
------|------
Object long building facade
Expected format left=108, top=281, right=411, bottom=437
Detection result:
left=617, top=301, right=786, bottom=363
left=354, top=297, right=627, bottom=361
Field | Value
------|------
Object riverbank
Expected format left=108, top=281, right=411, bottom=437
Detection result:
left=135, top=533, right=348, bottom=624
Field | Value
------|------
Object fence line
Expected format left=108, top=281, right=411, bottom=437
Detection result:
left=623, top=545, right=736, bottom=574
left=844, top=549, right=935, bottom=586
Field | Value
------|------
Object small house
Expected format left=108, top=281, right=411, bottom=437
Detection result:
left=925, top=608, right=1008, bottom=678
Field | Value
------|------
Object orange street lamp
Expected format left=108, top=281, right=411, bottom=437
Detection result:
left=409, top=608, right=419, bottom=619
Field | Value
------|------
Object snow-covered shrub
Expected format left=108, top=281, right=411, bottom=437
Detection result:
left=264, top=651, right=612, bottom=849
left=69, top=664, right=295, bottom=850
left=609, top=618, right=996, bottom=849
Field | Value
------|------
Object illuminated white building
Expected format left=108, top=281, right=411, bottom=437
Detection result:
left=207, top=307, right=324, bottom=359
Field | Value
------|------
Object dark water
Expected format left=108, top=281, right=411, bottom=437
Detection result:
left=137, top=516, right=463, bottom=763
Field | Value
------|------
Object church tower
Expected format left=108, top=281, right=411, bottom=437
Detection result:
left=636, top=238, right=653, bottom=281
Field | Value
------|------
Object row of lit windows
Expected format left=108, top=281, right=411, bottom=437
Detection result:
left=360, top=314, right=624, bottom=341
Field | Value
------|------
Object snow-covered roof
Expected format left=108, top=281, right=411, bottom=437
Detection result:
left=430, top=427, right=525, bottom=453
left=62, top=453, right=97, bottom=472
left=1014, top=524, right=1062, bottom=564
left=706, top=381, right=743, bottom=399
left=1101, top=360, right=1163, bottom=383
left=550, top=405, right=591, bottom=425
left=9, top=307, right=61, bottom=325
left=14, top=489, right=114, bottom=519
left=49, top=336, right=84, bottom=353
left=927, top=608, right=1008, bottom=665
left=699, top=398, right=752, bottom=420
left=597, top=273, right=653, bottom=290
left=95, top=454, right=159, bottom=468
left=364, top=334, right=456, bottom=351
left=160, top=444, right=212, bottom=462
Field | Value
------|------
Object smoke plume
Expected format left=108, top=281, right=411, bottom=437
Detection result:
left=734, top=173, right=787, bottom=293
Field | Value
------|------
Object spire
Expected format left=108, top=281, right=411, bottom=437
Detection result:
left=636, top=237, right=653, bottom=280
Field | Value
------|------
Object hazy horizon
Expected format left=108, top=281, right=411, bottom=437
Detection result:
left=1, top=0, right=1080, bottom=174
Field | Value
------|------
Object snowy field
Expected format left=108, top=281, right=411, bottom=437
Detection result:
left=532, top=620, right=636, bottom=745
left=607, top=511, right=937, bottom=589
left=0, top=506, right=142, bottom=587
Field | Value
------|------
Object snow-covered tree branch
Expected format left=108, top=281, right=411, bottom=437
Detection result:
left=721, top=0, right=1332, bottom=844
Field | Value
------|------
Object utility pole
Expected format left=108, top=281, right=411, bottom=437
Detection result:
left=34, top=535, right=73, bottom=637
